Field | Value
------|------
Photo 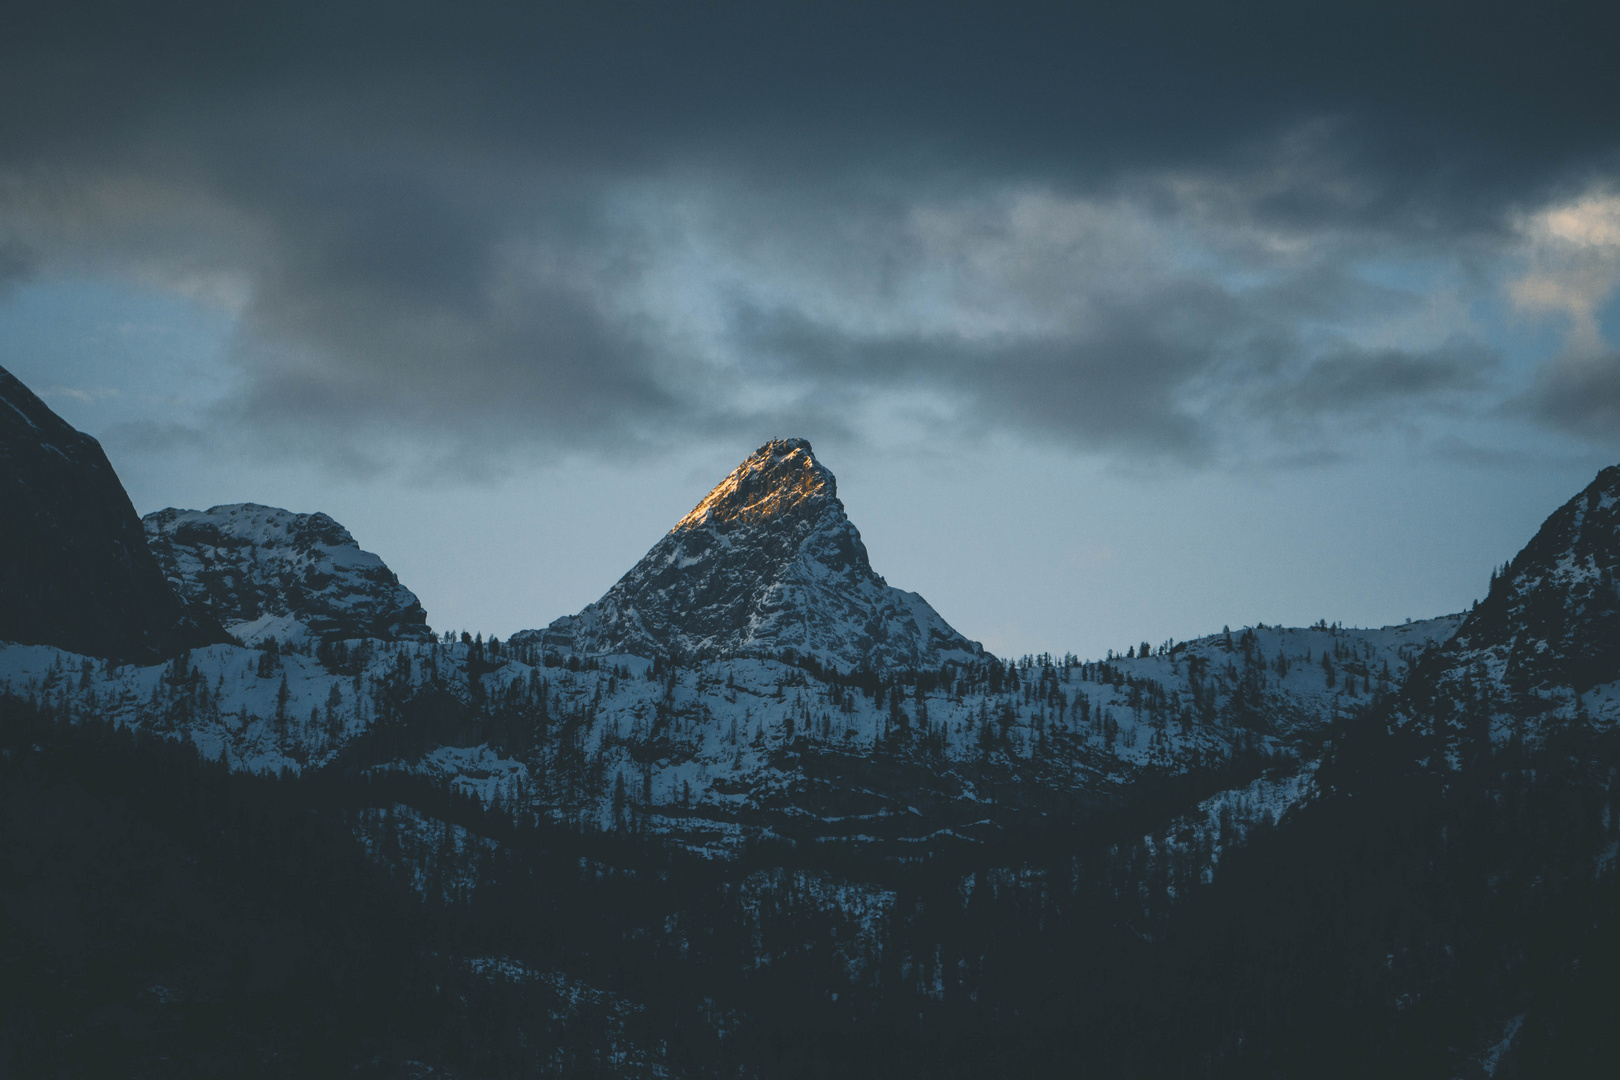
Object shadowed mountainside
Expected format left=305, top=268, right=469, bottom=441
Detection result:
left=0, top=364, right=224, bottom=663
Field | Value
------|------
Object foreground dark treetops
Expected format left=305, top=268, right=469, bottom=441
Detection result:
left=2, top=365, right=1618, bottom=1077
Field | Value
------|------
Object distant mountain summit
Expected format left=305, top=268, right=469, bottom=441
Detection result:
left=143, top=503, right=434, bottom=645
left=0, top=364, right=224, bottom=662
left=515, top=438, right=983, bottom=670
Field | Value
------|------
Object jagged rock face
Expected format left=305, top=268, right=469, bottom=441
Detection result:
left=143, top=503, right=434, bottom=645
left=0, top=365, right=225, bottom=662
left=517, top=438, right=983, bottom=670
left=1394, top=464, right=1620, bottom=754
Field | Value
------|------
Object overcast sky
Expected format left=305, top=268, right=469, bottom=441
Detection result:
left=5, top=1, right=1620, bottom=658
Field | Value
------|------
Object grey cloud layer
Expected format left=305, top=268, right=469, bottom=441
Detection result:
left=1527, top=355, right=1620, bottom=442
left=2, top=1, right=1616, bottom=471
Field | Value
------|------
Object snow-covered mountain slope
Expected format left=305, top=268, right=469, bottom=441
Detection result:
left=143, top=503, right=434, bottom=645
left=0, top=613, right=1459, bottom=852
left=1391, top=464, right=1620, bottom=761
left=0, top=364, right=225, bottom=663
left=1143, top=615, right=1464, bottom=735
left=512, top=439, right=984, bottom=671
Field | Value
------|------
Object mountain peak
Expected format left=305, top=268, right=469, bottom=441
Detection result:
left=515, top=440, right=982, bottom=670
left=673, top=438, right=832, bottom=533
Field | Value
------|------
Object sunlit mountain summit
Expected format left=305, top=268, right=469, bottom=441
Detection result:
left=513, top=438, right=985, bottom=671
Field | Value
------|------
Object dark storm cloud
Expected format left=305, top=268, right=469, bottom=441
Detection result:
left=1523, top=354, right=1620, bottom=445
left=1, top=1, right=1616, bottom=471
left=222, top=276, right=678, bottom=468
left=1260, top=341, right=1497, bottom=417
left=7, top=1, right=1615, bottom=194
left=733, top=285, right=1230, bottom=460
left=726, top=265, right=1508, bottom=463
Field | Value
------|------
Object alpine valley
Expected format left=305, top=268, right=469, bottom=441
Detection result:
left=3, top=362, right=1617, bottom=1077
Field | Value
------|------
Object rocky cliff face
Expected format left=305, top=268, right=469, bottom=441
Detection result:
left=143, top=503, right=434, bottom=645
left=515, top=438, right=983, bottom=670
left=0, top=364, right=224, bottom=662
left=1392, top=464, right=1620, bottom=760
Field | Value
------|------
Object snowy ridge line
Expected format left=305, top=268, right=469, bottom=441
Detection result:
left=1, top=613, right=1461, bottom=853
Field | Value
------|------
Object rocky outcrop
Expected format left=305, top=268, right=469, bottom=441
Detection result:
left=143, top=503, right=434, bottom=645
